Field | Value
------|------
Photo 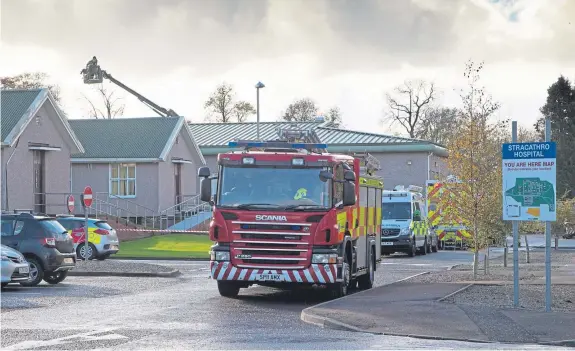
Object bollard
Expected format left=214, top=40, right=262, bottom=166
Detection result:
left=504, top=247, right=508, bottom=267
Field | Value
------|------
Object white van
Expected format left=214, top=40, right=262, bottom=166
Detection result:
left=381, top=185, right=438, bottom=256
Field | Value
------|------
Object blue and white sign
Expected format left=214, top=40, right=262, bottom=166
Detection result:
left=502, top=142, right=556, bottom=221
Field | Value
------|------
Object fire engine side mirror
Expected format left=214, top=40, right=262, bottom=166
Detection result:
left=343, top=170, right=355, bottom=182
left=319, top=170, right=333, bottom=182
left=342, top=182, right=356, bottom=206
left=198, top=166, right=211, bottom=178
left=200, top=178, right=212, bottom=203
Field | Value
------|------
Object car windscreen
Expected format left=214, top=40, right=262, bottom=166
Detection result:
left=39, top=219, right=68, bottom=235
left=94, top=221, right=113, bottom=230
left=217, top=166, right=331, bottom=208
left=382, top=202, right=412, bottom=220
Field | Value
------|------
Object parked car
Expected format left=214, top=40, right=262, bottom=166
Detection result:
left=1, top=244, right=30, bottom=288
left=1, top=212, right=76, bottom=286
left=55, top=216, right=120, bottom=260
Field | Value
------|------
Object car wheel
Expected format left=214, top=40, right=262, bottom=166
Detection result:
left=43, top=270, right=68, bottom=285
left=407, top=238, right=416, bottom=257
left=420, top=238, right=427, bottom=255
left=19, top=258, right=44, bottom=287
left=217, top=281, right=240, bottom=297
left=357, top=248, right=374, bottom=290
left=77, top=243, right=97, bottom=260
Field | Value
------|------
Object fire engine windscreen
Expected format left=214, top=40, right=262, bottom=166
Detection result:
left=382, top=202, right=411, bottom=220
left=217, top=166, right=331, bottom=208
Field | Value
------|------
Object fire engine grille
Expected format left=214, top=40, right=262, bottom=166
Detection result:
left=240, top=250, right=300, bottom=256
left=238, top=223, right=307, bottom=231
left=231, top=221, right=311, bottom=268
left=240, top=233, right=304, bottom=240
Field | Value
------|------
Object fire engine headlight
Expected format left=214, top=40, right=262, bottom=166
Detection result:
left=399, top=228, right=411, bottom=236
left=312, top=253, right=337, bottom=264
left=211, top=251, right=230, bottom=261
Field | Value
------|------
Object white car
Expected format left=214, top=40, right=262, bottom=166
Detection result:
left=1, top=244, right=30, bottom=288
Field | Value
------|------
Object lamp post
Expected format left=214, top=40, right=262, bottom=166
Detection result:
left=255, top=81, right=265, bottom=140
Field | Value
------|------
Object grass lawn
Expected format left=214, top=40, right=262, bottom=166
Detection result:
left=116, top=234, right=213, bottom=259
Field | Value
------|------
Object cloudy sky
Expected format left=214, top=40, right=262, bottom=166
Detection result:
left=1, top=0, right=573, bottom=136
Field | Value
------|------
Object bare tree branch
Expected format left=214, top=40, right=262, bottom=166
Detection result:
left=83, top=84, right=125, bottom=119
left=384, top=80, right=437, bottom=138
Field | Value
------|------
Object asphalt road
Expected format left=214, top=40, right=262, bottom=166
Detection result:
left=1, top=249, right=550, bottom=350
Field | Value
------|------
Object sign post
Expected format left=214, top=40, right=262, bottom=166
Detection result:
left=66, top=194, right=75, bottom=214
left=81, top=186, right=93, bottom=262
left=502, top=121, right=556, bottom=310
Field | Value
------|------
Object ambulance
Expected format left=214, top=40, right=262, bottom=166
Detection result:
left=381, top=185, right=438, bottom=257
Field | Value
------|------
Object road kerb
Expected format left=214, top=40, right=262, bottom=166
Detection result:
left=68, top=269, right=181, bottom=278
left=300, top=309, right=376, bottom=334
left=437, top=283, right=474, bottom=302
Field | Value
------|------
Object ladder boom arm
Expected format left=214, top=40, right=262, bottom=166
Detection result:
left=102, top=71, right=179, bottom=117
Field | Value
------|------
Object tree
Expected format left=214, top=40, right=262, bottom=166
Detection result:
left=281, top=98, right=319, bottom=122
left=445, top=60, right=505, bottom=279
left=416, top=107, right=459, bottom=146
left=1, top=72, right=62, bottom=103
left=535, top=76, right=575, bottom=196
left=384, top=80, right=436, bottom=138
left=83, top=85, right=125, bottom=119
left=324, top=107, right=343, bottom=128
left=204, top=83, right=255, bottom=123
left=517, top=125, right=541, bottom=143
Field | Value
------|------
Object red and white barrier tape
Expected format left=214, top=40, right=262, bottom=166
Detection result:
left=115, top=228, right=208, bottom=233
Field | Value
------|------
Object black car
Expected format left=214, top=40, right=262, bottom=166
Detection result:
left=0, top=212, right=76, bottom=286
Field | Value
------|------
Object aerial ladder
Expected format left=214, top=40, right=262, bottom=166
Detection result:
left=80, top=56, right=179, bottom=117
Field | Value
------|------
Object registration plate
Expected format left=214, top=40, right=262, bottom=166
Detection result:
left=63, top=258, right=74, bottom=264
left=255, top=274, right=284, bottom=282
left=19, top=266, right=29, bottom=274
left=382, top=242, right=394, bottom=246
left=110, top=245, right=119, bottom=250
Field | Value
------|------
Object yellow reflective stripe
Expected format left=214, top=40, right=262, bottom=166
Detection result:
left=352, top=208, right=358, bottom=237
left=337, top=212, right=347, bottom=234
left=367, top=207, right=374, bottom=234
left=359, top=207, right=366, bottom=231
left=359, top=177, right=384, bottom=189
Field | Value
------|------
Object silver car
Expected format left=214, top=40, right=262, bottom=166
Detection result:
left=1, top=244, right=30, bottom=288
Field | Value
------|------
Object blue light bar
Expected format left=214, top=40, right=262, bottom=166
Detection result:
left=228, top=140, right=327, bottom=150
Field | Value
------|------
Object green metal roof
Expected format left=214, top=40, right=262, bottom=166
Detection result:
left=188, top=121, right=447, bottom=156
left=1, top=89, right=43, bottom=142
left=315, top=126, right=428, bottom=145
left=188, top=121, right=324, bottom=147
left=69, top=117, right=180, bottom=159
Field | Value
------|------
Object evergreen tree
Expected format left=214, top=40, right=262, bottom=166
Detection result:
left=535, top=76, right=575, bottom=196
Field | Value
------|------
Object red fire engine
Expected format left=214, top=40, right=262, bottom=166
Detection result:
left=197, top=130, right=383, bottom=298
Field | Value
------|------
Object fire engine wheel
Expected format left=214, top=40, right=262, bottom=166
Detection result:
left=357, top=249, right=374, bottom=290
left=330, top=260, right=351, bottom=298
left=217, top=281, right=240, bottom=298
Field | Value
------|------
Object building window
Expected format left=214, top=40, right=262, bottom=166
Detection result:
left=109, top=163, right=136, bottom=197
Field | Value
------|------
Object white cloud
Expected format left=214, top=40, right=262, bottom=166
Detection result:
left=1, top=0, right=573, bottom=138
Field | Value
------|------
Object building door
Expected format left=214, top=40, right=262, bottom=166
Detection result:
left=33, top=150, right=45, bottom=214
left=174, top=163, right=182, bottom=206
